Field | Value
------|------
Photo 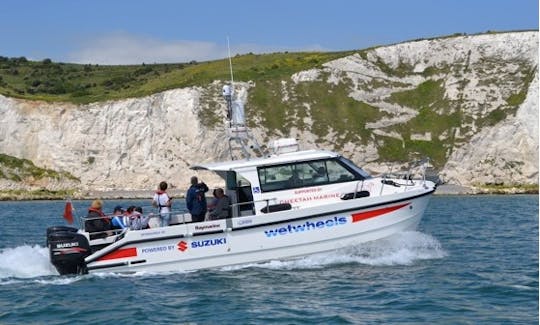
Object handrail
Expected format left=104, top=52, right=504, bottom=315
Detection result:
left=354, top=180, right=364, bottom=198
left=377, top=157, right=431, bottom=194
left=79, top=211, right=184, bottom=236
left=230, top=198, right=277, bottom=218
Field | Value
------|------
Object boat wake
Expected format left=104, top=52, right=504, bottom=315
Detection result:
left=0, top=245, right=63, bottom=284
left=224, top=231, right=446, bottom=271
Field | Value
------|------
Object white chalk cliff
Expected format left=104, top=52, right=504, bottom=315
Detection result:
left=0, top=31, right=537, bottom=192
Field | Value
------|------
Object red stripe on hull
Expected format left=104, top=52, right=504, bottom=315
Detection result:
left=98, top=247, right=137, bottom=261
left=351, top=203, right=410, bottom=223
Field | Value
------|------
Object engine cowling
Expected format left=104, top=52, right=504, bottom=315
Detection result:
left=47, top=227, right=91, bottom=275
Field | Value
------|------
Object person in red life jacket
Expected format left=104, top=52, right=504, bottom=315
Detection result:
left=152, top=181, right=172, bottom=227
left=85, top=199, right=112, bottom=239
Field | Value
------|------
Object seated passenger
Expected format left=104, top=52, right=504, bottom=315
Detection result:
left=288, top=171, right=302, bottom=187
left=111, top=206, right=130, bottom=230
left=312, top=167, right=327, bottom=183
left=130, top=206, right=151, bottom=230
left=85, top=199, right=112, bottom=238
left=125, top=205, right=135, bottom=217
left=209, top=188, right=230, bottom=220
left=207, top=189, right=218, bottom=213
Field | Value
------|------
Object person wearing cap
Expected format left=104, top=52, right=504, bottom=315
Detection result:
left=111, top=205, right=129, bottom=230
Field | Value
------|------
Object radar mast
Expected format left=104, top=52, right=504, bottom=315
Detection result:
left=223, top=37, right=263, bottom=160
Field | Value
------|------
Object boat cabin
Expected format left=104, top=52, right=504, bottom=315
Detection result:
left=191, top=149, right=373, bottom=217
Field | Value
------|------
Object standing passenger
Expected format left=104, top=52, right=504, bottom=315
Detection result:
left=152, top=181, right=172, bottom=227
left=186, top=176, right=209, bottom=223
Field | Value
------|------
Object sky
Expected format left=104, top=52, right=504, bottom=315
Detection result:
left=0, top=0, right=538, bottom=65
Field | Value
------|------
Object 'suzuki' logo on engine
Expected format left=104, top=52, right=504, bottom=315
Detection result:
left=177, top=241, right=188, bottom=252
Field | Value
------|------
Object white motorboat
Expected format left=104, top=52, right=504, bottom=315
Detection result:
left=47, top=144, right=436, bottom=275
left=47, top=55, right=435, bottom=275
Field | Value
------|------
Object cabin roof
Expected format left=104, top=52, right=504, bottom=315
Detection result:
left=190, top=149, right=339, bottom=171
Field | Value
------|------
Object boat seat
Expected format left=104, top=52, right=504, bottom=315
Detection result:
left=170, top=213, right=192, bottom=225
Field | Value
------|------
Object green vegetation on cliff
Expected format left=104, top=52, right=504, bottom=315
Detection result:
left=0, top=153, right=78, bottom=182
left=0, top=52, right=353, bottom=104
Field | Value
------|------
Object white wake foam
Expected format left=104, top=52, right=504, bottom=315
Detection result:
left=225, top=231, right=446, bottom=271
left=0, top=245, right=58, bottom=279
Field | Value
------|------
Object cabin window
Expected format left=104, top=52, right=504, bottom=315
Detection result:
left=326, top=159, right=356, bottom=182
left=236, top=175, right=254, bottom=215
left=226, top=171, right=237, bottom=190
left=338, top=157, right=372, bottom=179
left=257, top=158, right=361, bottom=192
left=257, top=165, right=294, bottom=192
left=305, top=161, right=328, bottom=184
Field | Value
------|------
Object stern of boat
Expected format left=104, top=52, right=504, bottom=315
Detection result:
left=47, top=226, right=91, bottom=275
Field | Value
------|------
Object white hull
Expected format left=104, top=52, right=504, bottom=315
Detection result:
left=84, top=189, right=433, bottom=274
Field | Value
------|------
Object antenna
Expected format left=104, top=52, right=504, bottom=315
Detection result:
left=222, top=37, right=264, bottom=160
left=227, top=36, right=234, bottom=94
left=222, top=37, right=234, bottom=121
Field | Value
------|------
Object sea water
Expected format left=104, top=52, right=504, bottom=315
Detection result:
left=0, top=196, right=537, bottom=324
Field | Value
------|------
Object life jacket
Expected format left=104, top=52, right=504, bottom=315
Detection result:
left=155, top=191, right=170, bottom=212
left=88, top=207, right=110, bottom=223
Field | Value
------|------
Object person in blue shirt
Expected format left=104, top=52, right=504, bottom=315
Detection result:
left=186, top=176, right=209, bottom=223
left=111, top=205, right=129, bottom=230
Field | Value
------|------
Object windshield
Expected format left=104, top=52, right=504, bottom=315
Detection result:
left=338, top=157, right=372, bottom=179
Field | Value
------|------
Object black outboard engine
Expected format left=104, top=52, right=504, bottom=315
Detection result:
left=47, top=226, right=91, bottom=275
left=46, top=226, right=78, bottom=246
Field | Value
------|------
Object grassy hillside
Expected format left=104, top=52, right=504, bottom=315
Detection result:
left=0, top=51, right=353, bottom=104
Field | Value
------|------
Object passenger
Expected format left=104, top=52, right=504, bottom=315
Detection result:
left=313, top=167, right=327, bottom=183
left=152, top=181, right=172, bottom=227
left=209, top=188, right=230, bottom=220
left=130, top=206, right=150, bottom=230
left=111, top=206, right=130, bottom=230
left=85, top=199, right=112, bottom=238
left=124, top=205, right=134, bottom=220
left=207, top=189, right=219, bottom=214
left=288, top=170, right=302, bottom=186
left=186, top=176, right=209, bottom=223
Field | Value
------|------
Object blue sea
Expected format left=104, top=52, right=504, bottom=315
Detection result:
left=0, top=195, right=537, bottom=324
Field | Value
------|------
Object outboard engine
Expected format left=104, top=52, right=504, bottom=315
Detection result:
left=47, top=226, right=91, bottom=275
left=46, top=226, right=78, bottom=246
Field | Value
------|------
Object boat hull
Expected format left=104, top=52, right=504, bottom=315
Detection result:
left=82, top=189, right=433, bottom=274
